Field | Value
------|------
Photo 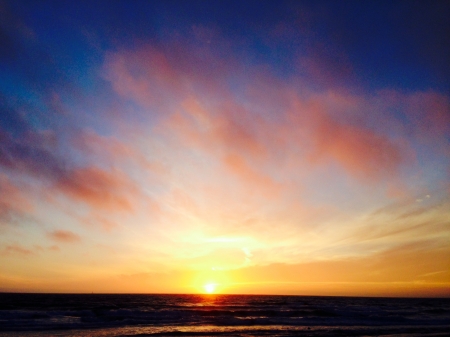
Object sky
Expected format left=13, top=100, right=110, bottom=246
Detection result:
left=0, top=0, right=449, bottom=297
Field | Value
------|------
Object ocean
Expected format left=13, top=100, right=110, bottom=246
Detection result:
left=0, top=293, right=449, bottom=336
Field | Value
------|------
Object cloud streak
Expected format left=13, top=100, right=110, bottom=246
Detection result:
left=47, top=230, right=81, bottom=243
left=1, top=244, right=34, bottom=257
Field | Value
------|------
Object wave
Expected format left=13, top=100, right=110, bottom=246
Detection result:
left=0, top=294, right=449, bottom=334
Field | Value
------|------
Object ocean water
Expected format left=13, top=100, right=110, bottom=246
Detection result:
left=0, top=293, right=449, bottom=336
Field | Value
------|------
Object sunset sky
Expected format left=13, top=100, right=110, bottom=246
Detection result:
left=1, top=0, right=449, bottom=297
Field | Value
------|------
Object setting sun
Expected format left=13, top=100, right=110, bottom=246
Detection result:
left=204, top=283, right=217, bottom=294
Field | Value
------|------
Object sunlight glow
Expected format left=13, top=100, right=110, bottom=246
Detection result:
left=204, top=283, right=216, bottom=294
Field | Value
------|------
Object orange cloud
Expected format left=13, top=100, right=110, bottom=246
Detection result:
left=103, top=43, right=233, bottom=112
left=104, top=47, right=181, bottom=108
left=74, top=130, right=165, bottom=176
left=297, top=43, right=354, bottom=88
left=181, top=97, right=268, bottom=159
left=1, top=244, right=33, bottom=257
left=157, top=96, right=284, bottom=198
left=391, top=90, right=450, bottom=140
left=288, top=93, right=413, bottom=183
left=0, top=174, right=33, bottom=223
left=103, top=44, right=446, bottom=193
left=56, top=166, right=138, bottom=212
left=313, top=120, right=407, bottom=182
left=48, top=245, right=60, bottom=251
left=223, top=153, right=282, bottom=197
left=410, top=92, right=450, bottom=134
left=47, top=230, right=81, bottom=243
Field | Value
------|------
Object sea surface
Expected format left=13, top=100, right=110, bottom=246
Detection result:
left=0, top=293, right=449, bottom=336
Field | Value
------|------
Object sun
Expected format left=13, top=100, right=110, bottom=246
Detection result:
left=204, top=283, right=216, bottom=294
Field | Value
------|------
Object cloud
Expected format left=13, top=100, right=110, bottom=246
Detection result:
left=98, top=43, right=449, bottom=266
left=0, top=94, right=31, bottom=136
left=48, top=245, right=60, bottom=251
left=0, top=125, right=141, bottom=214
left=287, top=92, right=413, bottom=184
left=0, top=100, right=143, bottom=216
left=297, top=42, right=355, bottom=88
left=0, top=81, right=73, bottom=192
left=1, top=244, right=34, bottom=257
left=398, top=91, right=450, bottom=151
left=0, top=127, right=67, bottom=181
left=311, top=116, right=408, bottom=182
left=174, top=97, right=284, bottom=194
left=106, top=44, right=423, bottom=189
left=181, top=97, right=269, bottom=159
left=56, top=166, right=138, bottom=212
left=47, top=230, right=81, bottom=243
left=223, top=153, right=282, bottom=197
left=103, top=43, right=232, bottom=113
left=104, top=47, right=179, bottom=108
left=73, top=129, right=165, bottom=176
left=0, top=174, right=33, bottom=224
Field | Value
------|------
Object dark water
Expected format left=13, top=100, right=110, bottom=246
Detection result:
left=0, top=293, right=449, bottom=336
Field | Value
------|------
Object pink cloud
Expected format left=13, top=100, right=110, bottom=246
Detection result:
left=164, top=90, right=412, bottom=189
left=48, top=245, right=60, bottom=251
left=103, top=44, right=448, bottom=191
left=297, top=45, right=354, bottom=88
left=161, top=97, right=285, bottom=195
left=103, top=43, right=234, bottom=112
left=74, top=130, right=165, bottom=176
left=56, top=166, right=138, bottom=212
left=1, top=244, right=33, bottom=257
left=404, top=91, right=450, bottom=145
left=47, top=230, right=81, bottom=243
left=104, top=47, right=181, bottom=108
left=223, top=153, right=282, bottom=197
left=86, top=216, right=119, bottom=231
left=180, top=97, right=271, bottom=160
left=0, top=174, right=33, bottom=221
left=312, top=119, right=407, bottom=182
left=288, top=93, right=413, bottom=183
left=371, top=90, right=450, bottom=143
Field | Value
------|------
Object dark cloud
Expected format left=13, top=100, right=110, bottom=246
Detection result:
left=0, top=127, right=140, bottom=213
left=0, top=128, right=67, bottom=180
left=0, top=94, right=30, bottom=136
left=0, top=105, right=139, bottom=216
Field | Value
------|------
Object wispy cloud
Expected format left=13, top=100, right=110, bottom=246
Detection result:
left=56, top=166, right=138, bottom=212
left=47, top=230, right=81, bottom=243
left=1, top=244, right=34, bottom=257
left=0, top=174, right=33, bottom=224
